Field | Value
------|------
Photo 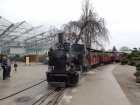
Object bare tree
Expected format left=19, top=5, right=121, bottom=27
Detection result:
left=44, top=25, right=59, bottom=49
left=119, top=46, right=131, bottom=52
left=62, top=0, right=109, bottom=48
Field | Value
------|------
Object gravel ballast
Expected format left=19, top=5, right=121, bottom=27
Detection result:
left=112, top=64, right=140, bottom=105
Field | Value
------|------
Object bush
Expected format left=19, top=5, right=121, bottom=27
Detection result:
left=135, top=63, right=140, bottom=67
left=135, top=62, right=140, bottom=71
left=126, top=54, right=132, bottom=60
left=120, top=57, right=129, bottom=65
left=131, top=57, right=140, bottom=61
left=19, top=57, right=25, bottom=62
left=134, top=71, right=140, bottom=76
left=129, top=60, right=136, bottom=66
left=136, top=67, right=140, bottom=71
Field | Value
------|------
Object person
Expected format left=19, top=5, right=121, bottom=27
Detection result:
left=0, top=55, right=2, bottom=70
left=7, top=55, right=12, bottom=77
left=14, top=62, right=17, bottom=71
left=1, top=56, right=8, bottom=80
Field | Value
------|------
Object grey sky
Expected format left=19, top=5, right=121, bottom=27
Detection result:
left=0, top=0, right=140, bottom=50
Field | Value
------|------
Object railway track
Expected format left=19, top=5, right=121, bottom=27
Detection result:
left=0, top=78, right=68, bottom=105
left=32, top=88, right=67, bottom=105
left=0, top=79, right=47, bottom=101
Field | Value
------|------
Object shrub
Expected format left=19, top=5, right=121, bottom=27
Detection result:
left=120, top=57, right=129, bottom=64
left=126, top=54, right=132, bottom=60
left=129, top=60, right=136, bottom=66
left=135, top=63, right=140, bottom=67
left=136, top=67, right=140, bottom=71
left=131, top=57, right=140, bottom=61
left=134, top=71, right=140, bottom=76
left=19, top=57, right=25, bottom=62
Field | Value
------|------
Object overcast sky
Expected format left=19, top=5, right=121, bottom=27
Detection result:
left=0, top=0, right=140, bottom=50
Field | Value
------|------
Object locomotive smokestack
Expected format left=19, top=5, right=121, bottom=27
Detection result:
left=58, top=32, right=64, bottom=45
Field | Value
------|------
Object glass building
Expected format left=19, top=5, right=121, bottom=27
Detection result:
left=0, top=16, right=58, bottom=56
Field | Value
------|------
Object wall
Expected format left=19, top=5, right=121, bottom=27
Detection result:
left=10, top=47, right=25, bottom=55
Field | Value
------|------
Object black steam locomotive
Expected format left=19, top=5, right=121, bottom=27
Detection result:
left=46, top=33, right=88, bottom=87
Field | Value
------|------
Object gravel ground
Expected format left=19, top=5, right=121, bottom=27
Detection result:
left=112, top=64, right=140, bottom=105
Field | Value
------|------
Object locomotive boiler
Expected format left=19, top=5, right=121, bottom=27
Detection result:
left=46, top=33, right=87, bottom=87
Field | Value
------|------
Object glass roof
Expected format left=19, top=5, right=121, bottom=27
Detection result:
left=0, top=16, right=51, bottom=47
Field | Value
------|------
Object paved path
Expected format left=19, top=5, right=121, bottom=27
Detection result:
left=60, top=64, right=131, bottom=105
left=0, top=62, right=47, bottom=99
left=0, top=63, right=131, bottom=105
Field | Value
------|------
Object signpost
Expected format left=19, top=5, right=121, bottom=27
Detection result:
left=25, top=56, right=30, bottom=65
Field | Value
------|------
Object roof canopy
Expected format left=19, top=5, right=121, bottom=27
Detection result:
left=0, top=16, right=54, bottom=47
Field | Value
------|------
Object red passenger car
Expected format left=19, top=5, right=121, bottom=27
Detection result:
left=87, top=48, right=101, bottom=67
left=111, top=52, right=122, bottom=62
left=87, top=48, right=122, bottom=67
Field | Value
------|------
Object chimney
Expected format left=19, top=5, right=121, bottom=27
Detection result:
left=58, top=33, right=64, bottom=46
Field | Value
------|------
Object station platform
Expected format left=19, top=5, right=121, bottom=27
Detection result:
left=0, top=62, right=131, bottom=105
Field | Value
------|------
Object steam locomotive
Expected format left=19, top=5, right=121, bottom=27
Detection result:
left=46, top=33, right=123, bottom=87
left=46, top=33, right=88, bottom=87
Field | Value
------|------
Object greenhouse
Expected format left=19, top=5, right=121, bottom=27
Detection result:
left=0, top=16, right=58, bottom=62
left=0, top=16, right=59, bottom=54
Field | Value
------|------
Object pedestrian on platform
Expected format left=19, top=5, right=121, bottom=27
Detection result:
left=0, top=55, right=2, bottom=70
left=14, top=62, right=17, bottom=71
left=7, top=55, right=12, bottom=77
left=1, top=56, right=8, bottom=80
